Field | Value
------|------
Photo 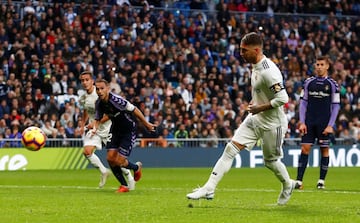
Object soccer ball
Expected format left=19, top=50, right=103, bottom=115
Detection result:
left=21, top=126, right=47, bottom=151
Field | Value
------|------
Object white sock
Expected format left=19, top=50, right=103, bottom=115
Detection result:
left=204, top=142, right=239, bottom=191
left=121, top=168, right=134, bottom=180
left=87, top=153, right=108, bottom=174
left=264, top=159, right=291, bottom=185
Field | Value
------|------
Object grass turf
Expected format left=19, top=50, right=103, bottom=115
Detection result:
left=0, top=167, right=359, bottom=223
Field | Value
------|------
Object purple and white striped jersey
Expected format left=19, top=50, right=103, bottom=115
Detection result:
left=95, top=92, right=137, bottom=134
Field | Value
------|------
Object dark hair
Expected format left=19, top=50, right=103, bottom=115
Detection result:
left=316, top=55, right=330, bottom=63
left=241, top=32, right=263, bottom=47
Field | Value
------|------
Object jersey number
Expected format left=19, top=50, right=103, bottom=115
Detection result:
left=106, top=133, right=112, bottom=142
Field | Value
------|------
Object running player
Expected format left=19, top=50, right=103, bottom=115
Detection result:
left=79, top=71, right=135, bottom=190
left=93, top=78, right=156, bottom=193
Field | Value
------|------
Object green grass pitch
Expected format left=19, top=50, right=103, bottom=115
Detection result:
left=1, top=167, right=359, bottom=223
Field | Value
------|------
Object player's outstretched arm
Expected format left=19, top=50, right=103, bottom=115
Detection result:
left=133, top=107, right=157, bottom=132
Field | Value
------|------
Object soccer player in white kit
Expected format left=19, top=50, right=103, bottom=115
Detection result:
left=79, top=71, right=135, bottom=189
left=186, top=32, right=295, bottom=205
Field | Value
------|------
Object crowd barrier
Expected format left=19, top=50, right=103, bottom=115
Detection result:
left=0, top=138, right=358, bottom=171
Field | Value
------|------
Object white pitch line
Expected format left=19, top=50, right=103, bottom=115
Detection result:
left=0, top=185, right=113, bottom=190
left=220, top=188, right=360, bottom=194
left=0, top=185, right=359, bottom=194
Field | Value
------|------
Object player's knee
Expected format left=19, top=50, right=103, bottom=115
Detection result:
left=83, top=147, right=94, bottom=156
left=264, top=159, right=277, bottom=170
left=223, top=142, right=240, bottom=159
left=106, top=151, right=117, bottom=165
left=106, top=151, right=127, bottom=166
left=301, top=144, right=312, bottom=154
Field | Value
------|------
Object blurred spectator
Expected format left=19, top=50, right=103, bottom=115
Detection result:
left=65, top=120, right=75, bottom=138
left=174, top=123, right=189, bottom=147
left=2, top=128, right=12, bottom=147
left=23, top=0, right=35, bottom=16
left=0, top=99, right=10, bottom=119
left=64, top=6, right=77, bottom=25
left=41, top=120, right=58, bottom=137
left=0, top=118, right=6, bottom=135
left=207, top=128, right=219, bottom=148
left=109, top=76, right=121, bottom=94
left=9, top=123, right=22, bottom=147
left=54, top=126, right=70, bottom=146
left=40, top=94, right=60, bottom=117
left=348, top=120, right=359, bottom=144
left=339, top=128, right=354, bottom=145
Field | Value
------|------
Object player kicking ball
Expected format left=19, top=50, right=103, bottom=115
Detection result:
left=186, top=32, right=295, bottom=205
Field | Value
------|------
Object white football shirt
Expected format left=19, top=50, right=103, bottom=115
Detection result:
left=250, top=56, right=288, bottom=130
left=79, top=87, right=111, bottom=137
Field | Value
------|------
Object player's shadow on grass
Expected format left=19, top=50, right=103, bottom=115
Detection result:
left=185, top=202, right=304, bottom=211
left=187, top=203, right=325, bottom=219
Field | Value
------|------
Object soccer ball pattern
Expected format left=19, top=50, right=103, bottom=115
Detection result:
left=21, top=126, right=47, bottom=151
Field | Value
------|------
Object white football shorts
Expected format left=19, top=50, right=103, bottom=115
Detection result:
left=83, top=130, right=108, bottom=150
left=232, top=114, right=286, bottom=161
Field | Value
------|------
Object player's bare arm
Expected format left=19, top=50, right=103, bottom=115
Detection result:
left=298, top=123, right=307, bottom=135
left=248, top=102, right=273, bottom=114
left=88, top=114, right=109, bottom=129
left=248, top=83, right=288, bottom=115
left=133, top=107, right=157, bottom=132
left=98, top=114, right=110, bottom=124
left=89, top=119, right=102, bottom=136
left=322, top=126, right=334, bottom=135
left=80, top=109, right=89, bottom=135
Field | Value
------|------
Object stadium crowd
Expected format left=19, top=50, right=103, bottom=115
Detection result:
left=0, top=0, right=359, bottom=148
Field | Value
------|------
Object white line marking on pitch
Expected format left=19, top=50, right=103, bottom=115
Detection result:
left=0, top=185, right=359, bottom=194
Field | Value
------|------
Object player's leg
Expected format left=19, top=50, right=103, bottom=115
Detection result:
left=107, top=131, right=142, bottom=182
left=205, top=141, right=245, bottom=190
left=262, top=126, right=295, bottom=205
left=125, top=160, right=142, bottom=182
left=296, top=123, right=315, bottom=189
left=107, top=149, right=142, bottom=181
left=186, top=117, right=255, bottom=200
left=106, top=132, right=139, bottom=192
left=122, top=167, right=135, bottom=190
left=83, top=132, right=110, bottom=187
left=318, top=146, right=329, bottom=189
left=83, top=146, right=107, bottom=172
left=84, top=145, right=110, bottom=188
left=109, top=164, right=130, bottom=193
left=295, top=144, right=312, bottom=189
left=186, top=142, right=242, bottom=200
left=316, top=125, right=331, bottom=189
left=264, top=158, right=295, bottom=205
left=83, top=133, right=109, bottom=174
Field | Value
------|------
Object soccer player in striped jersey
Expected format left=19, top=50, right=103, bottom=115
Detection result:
left=79, top=71, right=135, bottom=190
left=295, top=56, right=340, bottom=190
left=187, top=32, right=295, bottom=205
